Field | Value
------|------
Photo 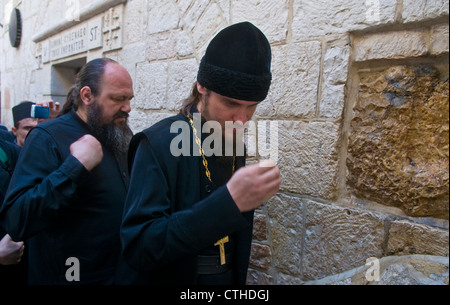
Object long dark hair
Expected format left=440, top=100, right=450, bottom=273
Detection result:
left=180, top=82, right=205, bottom=118
left=60, top=58, right=117, bottom=116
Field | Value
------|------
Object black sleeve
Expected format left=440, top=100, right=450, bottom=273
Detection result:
left=0, top=128, right=89, bottom=241
left=0, top=140, right=20, bottom=234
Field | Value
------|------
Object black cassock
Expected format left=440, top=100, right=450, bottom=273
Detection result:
left=0, top=110, right=136, bottom=285
left=121, top=111, right=254, bottom=285
left=0, top=139, right=27, bottom=285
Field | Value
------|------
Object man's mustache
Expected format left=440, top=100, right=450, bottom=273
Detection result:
left=114, top=112, right=129, bottom=120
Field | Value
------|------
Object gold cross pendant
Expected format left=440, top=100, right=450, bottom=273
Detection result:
left=214, top=236, right=230, bottom=266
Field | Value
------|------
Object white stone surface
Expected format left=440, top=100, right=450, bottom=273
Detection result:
left=292, top=0, right=397, bottom=40
left=278, top=120, right=341, bottom=199
left=354, top=30, right=428, bottom=61
left=257, top=41, right=322, bottom=118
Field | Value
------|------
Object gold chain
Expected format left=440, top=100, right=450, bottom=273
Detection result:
left=187, top=116, right=236, bottom=184
left=187, top=115, right=235, bottom=265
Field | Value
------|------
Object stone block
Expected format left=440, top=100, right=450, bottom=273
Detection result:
left=129, top=110, right=175, bottom=134
left=175, top=0, right=193, bottom=17
left=320, top=43, right=351, bottom=118
left=305, top=255, right=449, bottom=285
left=181, top=0, right=209, bottom=33
left=232, top=0, right=290, bottom=43
left=123, top=0, right=147, bottom=44
left=402, top=0, right=450, bottom=23
left=354, top=30, right=428, bottom=62
left=257, top=41, right=322, bottom=118
left=146, top=31, right=178, bottom=61
left=216, top=0, right=231, bottom=23
left=320, top=84, right=346, bottom=119
left=303, top=200, right=385, bottom=281
left=249, top=243, right=272, bottom=271
left=176, top=30, right=195, bottom=57
left=430, top=23, right=450, bottom=55
left=166, top=59, right=199, bottom=111
left=277, top=273, right=304, bottom=285
left=147, top=0, right=179, bottom=34
left=387, top=220, right=449, bottom=257
left=278, top=120, right=341, bottom=199
left=135, top=61, right=168, bottom=110
left=129, top=110, right=148, bottom=134
left=247, top=269, right=273, bottom=285
left=266, top=194, right=304, bottom=277
left=190, top=2, right=225, bottom=50
left=253, top=213, right=268, bottom=241
left=113, top=42, right=146, bottom=79
left=348, top=65, right=449, bottom=219
left=292, top=0, right=397, bottom=40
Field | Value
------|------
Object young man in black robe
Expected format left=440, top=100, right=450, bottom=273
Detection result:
left=1, top=101, right=59, bottom=285
left=0, top=58, right=137, bottom=284
left=121, top=22, right=281, bottom=285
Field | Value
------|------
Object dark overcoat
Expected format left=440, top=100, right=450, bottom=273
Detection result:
left=1, top=110, right=135, bottom=285
left=121, top=113, right=254, bottom=285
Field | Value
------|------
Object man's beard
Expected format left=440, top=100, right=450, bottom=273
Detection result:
left=87, top=102, right=133, bottom=155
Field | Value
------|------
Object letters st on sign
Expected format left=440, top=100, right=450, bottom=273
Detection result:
left=41, top=4, right=125, bottom=64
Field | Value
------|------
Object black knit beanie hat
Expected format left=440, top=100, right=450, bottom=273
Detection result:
left=13, top=101, right=35, bottom=125
left=197, top=22, right=272, bottom=102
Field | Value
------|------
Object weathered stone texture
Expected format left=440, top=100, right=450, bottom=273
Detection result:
left=249, top=243, right=272, bottom=271
left=147, top=0, right=179, bottom=34
left=387, top=220, right=449, bottom=256
left=135, top=61, right=168, bottom=110
left=320, top=42, right=351, bottom=119
left=402, top=0, right=450, bottom=23
left=134, top=59, right=198, bottom=113
left=354, top=30, right=428, bottom=61
left=430, top=23, right=450, bottom=55
left=292, top=0, right=397, bottom=40
left=305, top=255, right=449, bottom=285
left=302, top=200, right=385, bottom=280
left=247, top=269, right=273, bottom=286
left=123, top=0, right=147, bottom=45
left=257, top=41, right=322, bottom=118
left=267, top=194, right=304, bottom=277
left=348, top=65, right=449, bottom=219
left=252, top=213, right=268, bottom=242
left=232, top=0, right=289, bottom=43
left=278, top=121, right=341, bottom=199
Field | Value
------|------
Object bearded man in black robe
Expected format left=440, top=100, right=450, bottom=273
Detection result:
left=0, top=58, right=137, bottom=284
left=121, top=22, right=281, bottom=285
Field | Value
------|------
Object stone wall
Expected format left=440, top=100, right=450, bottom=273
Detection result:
left=1, top=0, right=448, bottom=285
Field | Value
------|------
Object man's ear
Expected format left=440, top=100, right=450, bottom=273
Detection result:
left=197, top=82, right=207, bottom=95
left=11, top=126, right=18, bottom=137
left=80, top=86, right=94, bottom=106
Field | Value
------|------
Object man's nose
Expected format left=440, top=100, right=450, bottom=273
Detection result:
left=233, top=109, right=250, bottom=125
left=121, top=100, right=132, bottom=113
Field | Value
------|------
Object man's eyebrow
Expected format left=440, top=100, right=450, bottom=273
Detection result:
left=111, top=94, right=135, bottom=100
left=223, top=98, right=240, bottom=104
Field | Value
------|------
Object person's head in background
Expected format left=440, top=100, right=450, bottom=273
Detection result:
left=12, top=102, right=38, bottom=147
